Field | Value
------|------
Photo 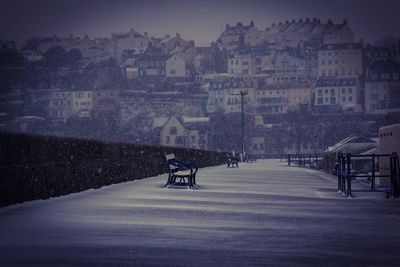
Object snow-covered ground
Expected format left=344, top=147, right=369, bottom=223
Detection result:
left=1, top=160, right=400, bottom=266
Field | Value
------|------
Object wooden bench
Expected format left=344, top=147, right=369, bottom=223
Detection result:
left=165, top=154, right=198, bottom=189
left=226, top=156, right=239, bottom=168
left=245, top=156, right=256, bottom=163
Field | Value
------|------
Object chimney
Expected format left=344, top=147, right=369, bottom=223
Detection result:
left=306, top=17, right=310, bottom=23
left=176, top=33, right=180, bottom=38
left=343, top=19, right=348, bottom=26
left=226, top=24, right=230, bottom=30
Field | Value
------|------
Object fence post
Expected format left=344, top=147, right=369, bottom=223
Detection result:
left=326, top=156, right=330, bottom=173
left=315, top=154, right=318, bottom=169
left=371, top=154, right=375, bottom=191
left=288, top=154, right=291, bottom=166
left=391, top=152, right=399, bottom=198
left=337, top=153, right=342, bottom=193
left=346, top=153, right=353, bottom=198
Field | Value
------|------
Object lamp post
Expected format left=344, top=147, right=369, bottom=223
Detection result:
left=229, top=89, right=248, bottom=161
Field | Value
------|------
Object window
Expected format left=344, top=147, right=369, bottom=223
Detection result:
left=170, top=69, right=176, bottom=75
left=169, top=127, right=177, bottom=135
left=176, top=137, right=184, bottom=145
left=166, top=136, right=170, bottom=144
left=348, top=88, right=352, bottom=94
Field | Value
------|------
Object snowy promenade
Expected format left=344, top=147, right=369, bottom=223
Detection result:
left=1, top=160, right=400, bottom=266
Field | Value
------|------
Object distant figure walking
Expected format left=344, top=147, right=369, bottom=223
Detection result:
left=227, top=150, right=239, bottom=168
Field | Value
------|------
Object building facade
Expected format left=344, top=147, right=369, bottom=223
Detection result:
left=317, top=43, right=363, bottom=78
left=314, top=77, right=362, bottom=113
left=365, top=64, right=400, bottom=114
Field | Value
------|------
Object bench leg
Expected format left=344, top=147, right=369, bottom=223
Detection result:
left=188, top=175, right=194, bottom=189
left=165, top=174, right=172, bottom=187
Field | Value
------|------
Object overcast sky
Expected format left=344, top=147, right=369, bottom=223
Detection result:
left=1, top=0, right=400, bottom=47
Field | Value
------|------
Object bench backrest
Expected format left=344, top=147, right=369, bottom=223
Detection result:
left=166, top=154, right=175, bottom=161
left=166, top=154, right=180, bottom=171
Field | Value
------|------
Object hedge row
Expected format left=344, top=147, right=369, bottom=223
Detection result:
left=0, top=132, right=227, bottom=208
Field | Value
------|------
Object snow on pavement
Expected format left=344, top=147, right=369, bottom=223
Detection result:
left=1, top=159, right=400, bottom=266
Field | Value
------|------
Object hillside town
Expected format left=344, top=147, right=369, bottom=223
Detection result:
left=1, top=18, right=399, bottom=155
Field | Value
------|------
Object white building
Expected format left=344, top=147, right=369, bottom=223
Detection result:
left=48, top=90, right=73, bottom=121
left=248, top=137, right=265, bottom=155
left=166, top=55, right=186, bottom=77
left=314, top=77, right=362, bottom=113
left=271, top=49, right=308, bottom=83
left=31, top=89, right=118, bottom=122
left=256, top=84, right=288, bottom=114
left=317, top=43, right=363, bottom=78
left=206, top=76, right=257, bottom=114
left=244, top=26, right=266, bottom=47
left=218, top=22, right=255, bottom=49
left=121, top=58, right=138, bottom=79
left=322, top=20, right=354, bottom=44
left=155, top=116, right=209, bottom=150
left=365, top=65, right=400, bottom=114
left=286, top=82, right=313, bottom=111
left=155, top=33, right=193, bottom=53
left=228, top=54, right=254, bottom=75
left=111, top=29, right=149, bottom=61
left=71, top=91, right=93, bottom=117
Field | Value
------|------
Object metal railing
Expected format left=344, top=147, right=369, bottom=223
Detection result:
left=337, top=152, right=400, bottom=198
left=286, top=154, right=323, bottom=169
